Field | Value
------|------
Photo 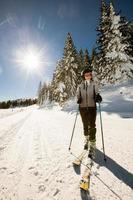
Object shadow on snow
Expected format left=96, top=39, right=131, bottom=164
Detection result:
left=94, top=149, right=133, bottom=189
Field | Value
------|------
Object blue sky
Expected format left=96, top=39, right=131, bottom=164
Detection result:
left=0, top=0, right=133, bottom=101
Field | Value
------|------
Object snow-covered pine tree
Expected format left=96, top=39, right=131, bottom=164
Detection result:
left=91, top=47, right=96, bottom=69
left=47, top=83, right=53, bottom=103
left=96, top=0, right=110, bottom=83
left=37, top=81, right=42, bottom=105
left=62, top=32, right=79, bottom=99
left=96, top=0, right=133, bottom=84
left=120, top=17, right=133, bottom=58
left=51, top=33, right=81, bottom=104
left=105, top=2, right=133, bottom=83
left=41, top=82, right=48, bottom=104
left=51, top=59, right=67, bottom=104
left=84, top=49, right=91, bottom=68
left=50, top=71, right=56, bottom=102
left=91, top=47, right=101, bottom=84
left=127, top=23, right=133, bottom=58
left=78, top=49, right=84, bottom=83
left=119, top=17, right=133, bottom=77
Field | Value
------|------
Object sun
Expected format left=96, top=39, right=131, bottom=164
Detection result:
left=15, top=45, right=45, bottom=73
left=22, top=50, right=41, bottom=70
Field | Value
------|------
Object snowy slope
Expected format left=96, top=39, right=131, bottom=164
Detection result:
left=0, top=107, right=27, bottom=119
left=0, top=82, right=133, bottom=200
left=101, top=80, right=133, bottom=115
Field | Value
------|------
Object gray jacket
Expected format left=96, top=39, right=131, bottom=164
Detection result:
left=77, top=80, right=99, bottom=107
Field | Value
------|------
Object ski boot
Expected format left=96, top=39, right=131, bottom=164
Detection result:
left=84, top=136, right=89, bottom=150
left=88, top=141, right=96, bottom=159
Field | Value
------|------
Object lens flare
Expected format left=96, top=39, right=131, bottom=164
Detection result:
left=15, top=46, right=44, bottom=73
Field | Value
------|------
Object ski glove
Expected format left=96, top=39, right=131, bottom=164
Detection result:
left=77, top=87, right=82, bottom=104
left=95, top=93, right=102, bottom=103
left=77, top=96, right=82, bottom=104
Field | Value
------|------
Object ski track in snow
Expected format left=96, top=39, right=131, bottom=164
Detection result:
left=0, top=105, right=133, bottom=200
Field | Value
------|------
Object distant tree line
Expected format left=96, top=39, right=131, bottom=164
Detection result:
left=37, top=0, right=133, bottom=106
left=0, top=98, right=37, bottom=109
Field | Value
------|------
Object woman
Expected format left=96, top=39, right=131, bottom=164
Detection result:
left=77, top=68, right=102, bottom=159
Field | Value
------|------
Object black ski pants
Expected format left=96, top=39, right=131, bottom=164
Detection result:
left=79, top=107, right=96, bottom=142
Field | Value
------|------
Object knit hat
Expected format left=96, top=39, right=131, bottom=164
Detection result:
left=82, top=67, right=92, bottom=78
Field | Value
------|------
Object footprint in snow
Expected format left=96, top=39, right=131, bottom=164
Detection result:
left=53, top=188, right=60, bottom=196
left=0, top=147, right=5, bottom=151
left=34, top=171, right=39, bottom=176
left=28, top=167, right=35, bottom=170
left=38, top=185, right=46, bottom=193
left=0, top=167, right=7, bottom=173
left=96, top=164, right=100, bottom=169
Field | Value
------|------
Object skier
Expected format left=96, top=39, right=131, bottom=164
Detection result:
left=77, top=68, right=102, bottom=159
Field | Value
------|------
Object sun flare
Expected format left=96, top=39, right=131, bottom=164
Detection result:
left=22, top=50, right=42, bottom=70
left=15, top=45, right=45, bottom=73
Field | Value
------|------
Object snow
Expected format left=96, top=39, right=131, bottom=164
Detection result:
left=0, top=82, right=133, bottom=200
left=101, top=80, right=133, bottom=115
left=58, top=82, right=65, bottom=93
left=0, top=106, right=32, bottom=119
left=106, top=52, right=128, bottom=61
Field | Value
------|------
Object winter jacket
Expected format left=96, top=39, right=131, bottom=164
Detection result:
left=77, top=80, right=99, bottom=108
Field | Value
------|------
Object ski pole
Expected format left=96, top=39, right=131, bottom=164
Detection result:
left=68, top=107, right=79, bottom=151
left=99, top=102, right=107, bottom=162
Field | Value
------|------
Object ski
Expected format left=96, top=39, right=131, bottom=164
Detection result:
left=80, top=159, right=93, bottom=191
left=72, top=150, right=88, bottom=166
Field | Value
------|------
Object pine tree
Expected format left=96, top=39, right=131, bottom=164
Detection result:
left=37, top=81, right=42, bottom=105
left=84, top=49, right=91, bottom=68
left=96, top=0, right=110, bottom=82
left=51, top=59, right=67, bottom=104
left=78, top=48, right=84, bottom=83
left=91, top=47, right=97, bottom=68
left=62, top=32, right=79, bottom=99
left=47, top=83, right=52, bottom=103
left=91, top=47, right=101, bottom=84
left=41, top=82, right=48, bottom=104
left=105, top=2, right=133, bottom=82
left=127, top=23, right=133, bottom=58
left=120, top=17, right=133, bottom=58
left=96, top=1, right=133, bottom=84
left=51, top=33, right=80, bottom=104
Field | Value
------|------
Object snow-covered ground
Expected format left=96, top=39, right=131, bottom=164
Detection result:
left=0, top=107, right=29, bottom=119
left=0, top=81, right=133, bottom=200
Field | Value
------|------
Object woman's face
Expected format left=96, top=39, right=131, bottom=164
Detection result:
left=84, top=72, right=92, bottom=80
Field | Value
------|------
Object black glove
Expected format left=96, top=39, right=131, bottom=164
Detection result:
left=95, top=93, right=102, bottom=103
left=77, top=96, right=82, bottom=104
